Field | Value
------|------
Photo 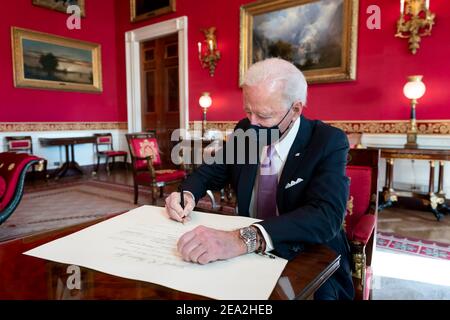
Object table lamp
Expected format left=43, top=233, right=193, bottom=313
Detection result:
left=199, top=92, right=212, bottom=138
left=403, top=75, right=426, bottom=148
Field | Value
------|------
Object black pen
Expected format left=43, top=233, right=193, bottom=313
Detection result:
left=180, top=187, right=185, bottom=210
left=179, top=187, right=186, bottom=224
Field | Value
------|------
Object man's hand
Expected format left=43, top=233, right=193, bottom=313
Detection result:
left=177, top=226, right=247, bottom=264
left=165, top=192, right=195, bottom=222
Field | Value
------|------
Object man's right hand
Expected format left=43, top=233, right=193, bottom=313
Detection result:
left=165, top=191, right=195, bottom=222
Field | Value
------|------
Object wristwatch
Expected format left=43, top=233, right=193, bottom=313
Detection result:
left=239, top=226, right=257, bottom=253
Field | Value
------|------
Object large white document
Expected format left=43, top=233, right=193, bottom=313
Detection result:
left=24, top=206, right=288, bottom=300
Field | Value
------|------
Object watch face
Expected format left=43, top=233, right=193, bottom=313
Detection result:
left=240, top=227, right=256, bottom=245
left=240, top=227, right=257, bottom=253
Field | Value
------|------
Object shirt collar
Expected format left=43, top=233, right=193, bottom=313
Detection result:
left=271, top=116, right=301, bottom=161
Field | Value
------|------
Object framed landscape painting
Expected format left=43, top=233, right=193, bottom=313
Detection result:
left=11, top=27, right=102, bottom=93
left=130, top=0, right=176, bottom=23
left=32, top=0, right=86, bottom=17
left=240, top=0, right=358, bottom=85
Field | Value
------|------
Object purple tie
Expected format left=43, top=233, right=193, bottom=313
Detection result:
left=256, top=145, right=278, bottom=220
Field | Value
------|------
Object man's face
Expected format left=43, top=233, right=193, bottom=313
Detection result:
left=243, top=81, right=302, bottom=129
left=243, top=81, right=286, bottom=128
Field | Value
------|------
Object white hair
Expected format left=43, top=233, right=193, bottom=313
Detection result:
left=243, top=58, right=308, bottom=108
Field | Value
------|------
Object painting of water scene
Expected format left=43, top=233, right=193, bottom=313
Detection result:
left=12, top=27, right=102, bottom=92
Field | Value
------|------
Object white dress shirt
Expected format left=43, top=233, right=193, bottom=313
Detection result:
left=251, top=117, right=301, bottom=252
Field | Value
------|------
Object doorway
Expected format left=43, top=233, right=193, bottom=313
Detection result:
left=141, top=33, right=179, bottom=165
left=125, top=16, right=189, bottom=141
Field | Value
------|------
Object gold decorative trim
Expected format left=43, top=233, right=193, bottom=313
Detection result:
left=0, top=122, right=128, bottom=132
left=190, top=120, right=450, bottom=135
left=328, top=120, right=450, bottom=134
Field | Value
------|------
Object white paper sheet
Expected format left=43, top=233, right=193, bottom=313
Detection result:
left=24, top=206, right=288, bottom=300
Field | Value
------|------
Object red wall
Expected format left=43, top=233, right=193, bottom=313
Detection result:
left=1, top=1, right=449, bottom=124
left=0, top=0, right=121, bottom=122
left=115, top=0, right=450, bottom=122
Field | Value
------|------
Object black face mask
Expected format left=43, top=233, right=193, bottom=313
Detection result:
left=247, top=105, right=295, bottom=147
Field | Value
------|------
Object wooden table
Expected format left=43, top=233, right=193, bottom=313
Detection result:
left=0, top=214, right=340, bottom=300
left=374, top=147, right=450, bottom=221
left=39, top=136, right=96, bottom=179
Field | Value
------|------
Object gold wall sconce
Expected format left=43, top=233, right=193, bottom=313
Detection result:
left=198, top=27, right=221, bottom=77
left=396, top=0, right=435, bottom=54
left=403, top=75, right=426, bottom=149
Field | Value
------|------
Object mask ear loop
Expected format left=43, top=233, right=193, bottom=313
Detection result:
left=277, top=102, right=299, bottom=137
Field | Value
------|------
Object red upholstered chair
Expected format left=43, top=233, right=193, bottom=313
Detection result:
left=344, top=148, right=380, bottom=300
left=0, top=152, right=42, bottom=225
left=5, top=136, right=48, bottom=179
left=93, top=133, right=128, bottom=174
left=126, top=132, right=186, bottom=204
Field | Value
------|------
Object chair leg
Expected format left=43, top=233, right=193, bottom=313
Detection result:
left=112, top=157, right=116, bottom=172
left=95, top=156, right=100, bottom=173
left=152, top=185, right=158, bottom=204
left=43, top=160, right=49, bottom=180
left=105, top=157, right=110, bottom=175
left=159, top=186, right=164, bottom=198
left=134, top=183, right=139, bottom=204
left=124, top=154, right=128, bottom=171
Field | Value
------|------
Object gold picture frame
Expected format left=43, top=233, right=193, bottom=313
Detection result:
left=11, top=27, right=102, bottom=93
left=130, top=0, right=176, bottom=23
left=32, top=0, right=86, bottom=17
left=240, top=0, right=358, bottom=85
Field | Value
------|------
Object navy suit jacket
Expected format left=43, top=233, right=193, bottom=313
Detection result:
left=181, top=115, right=354, bottom=299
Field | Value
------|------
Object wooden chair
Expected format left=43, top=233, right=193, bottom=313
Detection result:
left=344, top=148, right=380, bottom=300
left=126, top=132, right=186, bottom=204
left=5, top=136, right=48, bottom=179
left=0, top=152, right=43, bottom=225
left=93, top=133, right=128, bottom=175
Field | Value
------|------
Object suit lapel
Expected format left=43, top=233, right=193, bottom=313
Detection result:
left=277, top=116, right=314, bottom=212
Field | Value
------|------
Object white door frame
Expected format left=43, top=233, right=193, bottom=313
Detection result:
left=125, top=16, right=189, bottom=133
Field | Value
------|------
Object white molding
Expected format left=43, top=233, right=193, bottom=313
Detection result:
left=125, top=16, right=189, bottom=134
left=0, top=129, right=128, bottom=169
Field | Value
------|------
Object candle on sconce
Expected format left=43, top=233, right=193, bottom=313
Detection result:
left=208, top=39, right=213, bottom=51
left=426, top=0, right=430, bottom=10
left=400, top=0, right=405, bottom=14
left=198, top=42, right=202, bottom=54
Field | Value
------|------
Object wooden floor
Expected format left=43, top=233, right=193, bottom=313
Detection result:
left=24, top=166, right=450, bottom=245
left=378, top=198, right=450, bottom=244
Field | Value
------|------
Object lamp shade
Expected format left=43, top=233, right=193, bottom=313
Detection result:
left=199, top=92, right=212, bottom=108
left=403, top=75, right=426, bottom=100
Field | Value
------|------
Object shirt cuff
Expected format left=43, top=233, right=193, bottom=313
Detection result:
left=252, top=224, right=274, bottom=252
left=182, top=190, right=195, bottom=203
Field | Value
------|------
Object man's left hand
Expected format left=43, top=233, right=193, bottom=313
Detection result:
left=177, top=226, right=247, bottom=264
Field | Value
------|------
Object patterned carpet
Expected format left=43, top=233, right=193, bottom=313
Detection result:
left=376, top=232, right=450, bottom=261
left=0, top=180, right=140, bottom=242
left=0, top=180, right=234, bottom=242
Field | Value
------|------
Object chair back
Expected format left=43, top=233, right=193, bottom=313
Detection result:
left=5, top=136, right=33, bottom=154
left=93, top=133, right=114, bottom=153
left=0, top=152, right=41, bottom=224
left=126, top=132, right=162, bottom=171
left=344, top=149, right=380, bottom=234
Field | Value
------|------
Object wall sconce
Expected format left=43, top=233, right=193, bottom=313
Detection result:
left=403, top=75, right=426, bottom=149
left=198, top=27, right=221, bottom=77
left=199, top=92, right=212, bottom=138
left=396, top=0, right=435, bottom=54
